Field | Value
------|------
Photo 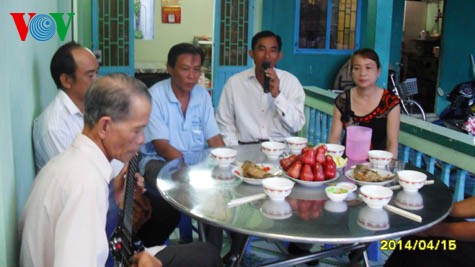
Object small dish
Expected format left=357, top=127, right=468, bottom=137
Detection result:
left=336, top=182, right=358, bottom=193
left=325, top=186, right=349, bottom=202
left=336, top=182, right=358, bottom=201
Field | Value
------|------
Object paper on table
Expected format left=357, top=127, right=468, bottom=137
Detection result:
left=384, top=204, right=422, bottom=223
left=387, top=180, right=434, bottom=190
left=227, top=193, right=267, bottom=207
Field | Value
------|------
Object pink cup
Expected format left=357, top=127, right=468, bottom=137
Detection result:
left=345, top=126, right=372, bottom=161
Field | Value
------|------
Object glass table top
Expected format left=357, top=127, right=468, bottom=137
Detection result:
left=156, top=144, right=453, bottom=244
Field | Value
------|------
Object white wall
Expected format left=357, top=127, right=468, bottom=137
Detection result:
left=1, top=1, right=68, bottom=265
left=135, top=0, right=214, bottom=70
left=403, top=1, right=427, bottom=42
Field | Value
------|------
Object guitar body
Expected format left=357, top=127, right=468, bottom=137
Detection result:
left=109, top=218, right=144, bottom=266
left=109, top=154, right=144, bottom=266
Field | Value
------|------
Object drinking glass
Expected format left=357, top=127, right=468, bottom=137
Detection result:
left=345, top=126, right=372, bottom=161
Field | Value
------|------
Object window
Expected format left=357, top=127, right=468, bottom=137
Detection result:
left=219, top=0, right=249, bottom=66
left=296, top=0, right=360, bottom=54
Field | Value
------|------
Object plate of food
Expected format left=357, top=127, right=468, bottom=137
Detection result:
left=232, top=160, right=280, bottom=185
left=282, top=172, right=339, bottom=187
left=345, top=164, right=395, bottom=186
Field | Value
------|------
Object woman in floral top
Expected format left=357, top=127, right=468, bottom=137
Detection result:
left=328, top=48, right=401, bottom=158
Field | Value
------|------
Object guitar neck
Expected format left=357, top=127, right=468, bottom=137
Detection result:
left=109, top=154, right=145, bottom=266
left=122, top=154, right=141, bottom=235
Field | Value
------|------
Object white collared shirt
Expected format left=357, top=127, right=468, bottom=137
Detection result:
left=32, top=90, right=124, bottom=174
left=32, top=90, right=84, bottom=171
left=216, top=67, right=306, bottom=146
left=20, top=134, right=114, bottom=267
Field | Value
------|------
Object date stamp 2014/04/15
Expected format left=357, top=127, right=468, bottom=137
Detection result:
left=380, top=239, right=457, bottom=251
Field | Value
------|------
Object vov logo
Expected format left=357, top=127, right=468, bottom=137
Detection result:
left=10, top=12, right=75, bottom=41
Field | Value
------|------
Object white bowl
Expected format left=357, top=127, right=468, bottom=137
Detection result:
left=336, top=182, right=358, bottom=193
left=324, top=200, right=348, bottom=213
left=395, top=191, right=424, bottom=210
left=325, top=186, right=349, bottom=202
left=285, top=137, right=308, bottom=154
left=397, top=170, right=427, bottom=192
left=262, top=177, right=295, bottom=201
left=359, top=185, right=393, bottom=209
left=325, top=144, right=345, bottom=157
left=211, top=166, right=235, bottom=182
left=261, top=141, right=286, bottom=159
left=260, top=199, right=292, bottom=219
left=336, top=182, right=358, bottom=200
left=368, top=150, right=393, bottom=169
left=210, top=148, right=237, bottom=168
left=357, top=206, right=390, bottom=231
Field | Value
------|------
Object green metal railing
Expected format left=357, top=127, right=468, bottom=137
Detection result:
left=300, top=86, right=475, bottom=201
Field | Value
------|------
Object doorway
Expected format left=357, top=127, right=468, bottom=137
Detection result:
left=400, top=0, right=444, bottom=113
left=212, top=0, right=255, bottom=106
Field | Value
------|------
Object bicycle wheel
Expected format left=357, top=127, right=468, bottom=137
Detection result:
left=402, top=99, right=426, bottom=120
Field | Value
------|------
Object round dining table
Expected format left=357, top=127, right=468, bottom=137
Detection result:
left=156, top=144, right=453, bottom=266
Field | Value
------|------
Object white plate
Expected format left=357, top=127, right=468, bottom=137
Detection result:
left=345, top=169, right=395, bottom=186
left=283, top=171, right=339, bottom=187
left=232, top=164, right=279, bottom=185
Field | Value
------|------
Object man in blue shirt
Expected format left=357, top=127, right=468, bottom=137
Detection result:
left=140, top=42, right=224, bottom=176
left=140, top=43, right=225, bottom=249
left=141, top=47, right=223, bottom=164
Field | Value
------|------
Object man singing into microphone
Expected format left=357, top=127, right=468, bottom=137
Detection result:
left=215, top=30, right=306, bottom=265
left=215, top=30, right=305, bottom=147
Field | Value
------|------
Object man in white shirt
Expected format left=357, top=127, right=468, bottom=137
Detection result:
left=215, top=30, right=307, bottom=264
left=33, top=41, right=99, bottom=172
left=215, top=30, right=306, bottom=146
left=20, top=74, right=222, bottom=267
left=32, top=42, right=181, bottom=252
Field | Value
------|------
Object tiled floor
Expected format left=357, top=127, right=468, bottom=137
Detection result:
left=169, top=227, right=392, bottom=266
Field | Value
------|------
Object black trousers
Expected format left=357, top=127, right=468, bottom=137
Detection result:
left=139, top=160, right=181, bottom=246
left=155, top=242, right=223, bottom=267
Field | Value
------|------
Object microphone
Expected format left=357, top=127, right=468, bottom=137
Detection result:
left=262, top=61, right=271, bottom=93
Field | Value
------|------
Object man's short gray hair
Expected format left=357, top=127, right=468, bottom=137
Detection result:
left=84, top=73, right=151, bottom=128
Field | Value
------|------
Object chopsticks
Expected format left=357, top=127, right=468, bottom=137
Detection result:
left=227, top=193, right=267, bottom=207
left=387, top=180, right=434, bottom=191
left=384, top=204, right=422, bottom=223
